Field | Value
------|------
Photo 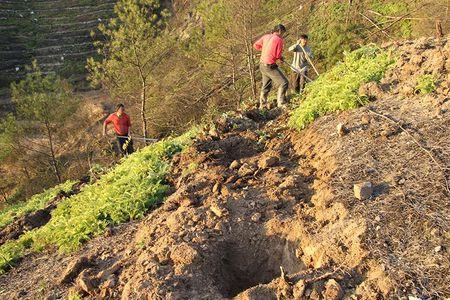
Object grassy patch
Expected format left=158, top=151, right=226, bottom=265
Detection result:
left=289, top=45, right=394, bottom=130
left=415, top=74, right=437, bottom=94
left=0, top=129, right=197, bottom=273
left=0, top=181, right=76, bottom=230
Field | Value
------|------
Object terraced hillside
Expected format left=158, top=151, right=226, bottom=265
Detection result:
left=0, top=0, right=116, bottom=106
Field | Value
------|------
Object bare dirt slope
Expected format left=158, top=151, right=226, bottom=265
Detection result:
left=0, top=37, right=449, bottom=300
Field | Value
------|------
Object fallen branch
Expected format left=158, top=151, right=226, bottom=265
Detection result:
left=360, top=12, right=391, bottom=38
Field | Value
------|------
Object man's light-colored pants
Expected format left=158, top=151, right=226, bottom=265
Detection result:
left=259, top=63, right=289, bottom=108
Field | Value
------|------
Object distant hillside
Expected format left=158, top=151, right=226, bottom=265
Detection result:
left=0, top=0, right=116, bottom=106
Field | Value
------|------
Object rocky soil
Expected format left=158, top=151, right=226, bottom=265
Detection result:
left=0, top=37, right=449, bottom=299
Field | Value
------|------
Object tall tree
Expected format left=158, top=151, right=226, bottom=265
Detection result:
left=10, top=61, right=76, bottom=183
left=88, top=0, right=170, bottom=140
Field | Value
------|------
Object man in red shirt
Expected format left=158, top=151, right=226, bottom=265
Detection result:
left=103, top=103, right=134, bottom=156
left=253, top=24, right=289, bottom=109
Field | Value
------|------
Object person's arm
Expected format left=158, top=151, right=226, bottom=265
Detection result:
left=274, top=38, right=284, bottom=62
left=288, top=43, right=299, bottom=52
left=103, top=115, right=111, bottom=136
left=253, top=35, right=264, bottom=51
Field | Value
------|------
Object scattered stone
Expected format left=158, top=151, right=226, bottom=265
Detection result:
left=361, top=115, right=371, bottom=125
left=354, top=182, right=373, bottom=200
left=434, top=245, right=442, bottom=253
left=279, top=175, right=298, bottom=190
left=375, top=215, right=381, bottom=222
left=180, top=197, right=198, bottom=207
left=293, top=279, right=306, bottom=299
left=221, top=185, right=231, bottom=197
left=238, top=163, right=257, bottom=177
left=229, top=160, right=240, bottom=170
left=96, top=261, right=122, bottom=281
left=75, top=270, right=97, bottom=295
left=59, top=256, right=91, bottom=284
left=251, top=212, right=262, bottom=222
left=258, top=155, right=279, bottom=169
left=210, top=203, right=227, bottom=218
left=336, top=123, right=349, bottom=137
left=323, top=279, right=343, bottom=300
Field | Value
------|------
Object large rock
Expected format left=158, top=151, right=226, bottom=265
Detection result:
left=258, top=155, right=280, bottom=169
left=75, top=270, right=97, bottom=295
left=336, top=123, right=349, bottom=137
left=323, top=279, right=343, bottom=300
left=229, top=160, right=241, bottom=170
left=59, top=256, right=91, bottom=284
left=354, top=182, right=373, bottom=200
left=238, top=163, right=257, bottom=177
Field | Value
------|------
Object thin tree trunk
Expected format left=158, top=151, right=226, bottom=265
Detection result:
left=245, top=41, right=257, bottom=100
left=246, top=9, right=257, bottom=100
left=44, top=121, right=61, bottom=183
left=140, top=82, right=148, bottom=142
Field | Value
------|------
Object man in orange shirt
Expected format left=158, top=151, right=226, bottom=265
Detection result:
left=103, top=103, right=134, bottom=156
left=253, top=24, right=289, bottom=109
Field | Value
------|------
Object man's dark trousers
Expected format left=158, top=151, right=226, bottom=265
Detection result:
left=291, top=70, right=308, bottom=94
left=116, top=136, right=134, bottom=156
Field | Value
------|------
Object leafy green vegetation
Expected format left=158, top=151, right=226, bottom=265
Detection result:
left=415, top=74, right=438, bottom=94
left=0, top=129, right=197, bottom=273
left=0, top=237, right=30, bottom=273
left=289, top=45, right=395, bottom=130
left=0, top=181, right=76, bottom=230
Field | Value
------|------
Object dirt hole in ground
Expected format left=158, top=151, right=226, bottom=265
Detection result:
left=212, top=236, right=304, bottom=297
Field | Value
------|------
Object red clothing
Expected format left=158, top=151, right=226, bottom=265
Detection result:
left=104, top=113, right=131, bottom=136
left=253, top=33, right=284, bottom=64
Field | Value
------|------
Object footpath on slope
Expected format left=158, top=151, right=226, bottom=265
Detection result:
left=0, top=36, right=449, bottom=300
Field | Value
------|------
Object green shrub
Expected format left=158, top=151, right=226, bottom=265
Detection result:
left=0, top=129, right=197, bottom=273
left=415, top=74, right=437, bottom=94
left=0, top=181, right=76, bottom=230
left=289, top=44, right=394, bottom=130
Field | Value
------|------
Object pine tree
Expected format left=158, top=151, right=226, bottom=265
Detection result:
left=10, top=61, right=77, bottom=183
left=88, top=0, right=169, bottom=140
